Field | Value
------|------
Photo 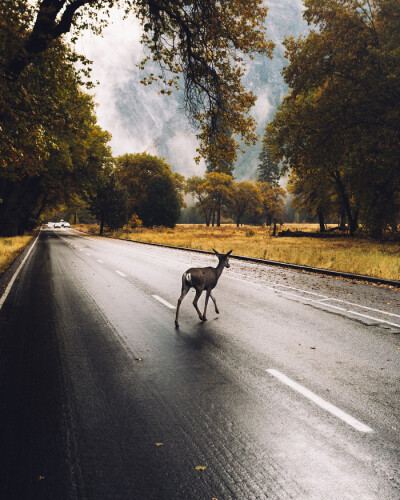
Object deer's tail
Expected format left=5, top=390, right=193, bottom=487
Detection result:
left=183, top=272, right=192, bottom=287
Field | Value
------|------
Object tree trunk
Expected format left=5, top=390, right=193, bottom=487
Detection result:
left=99, top=216, right=104, bottom=235
left=331, top=170, right=358, bottom=236
left=217, top=206, right=221, bottom=227
left=317, top=209, right=325, bottom=232
left=339, top=209, right=346, bottom=229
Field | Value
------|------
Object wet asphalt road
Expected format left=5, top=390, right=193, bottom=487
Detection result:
left=0, top=228, right=399, bottom=499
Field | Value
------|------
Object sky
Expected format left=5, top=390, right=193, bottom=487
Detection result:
left=72, top=1, right=307, bottom=178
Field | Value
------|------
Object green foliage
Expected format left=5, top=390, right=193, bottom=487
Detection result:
left=258, top=132, right=281, bottom=186
left=226, top=181, right=262, bottom=227
left=115, top=153, right=183, bottom=227
left=4, top=0, right=274, bottom=166
left=139, top=175, right=181, bottom=228
left=266, top=0, right=400, bottom=238
left=88, top=168, right=129, bottom=234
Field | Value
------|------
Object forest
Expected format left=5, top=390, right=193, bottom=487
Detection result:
left=0, top=0, right=399, bottom=239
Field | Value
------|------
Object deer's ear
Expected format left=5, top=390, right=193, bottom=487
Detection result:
left=213, top=248, right=219, bottom=256
left=227, top=250, right=233, bottom=256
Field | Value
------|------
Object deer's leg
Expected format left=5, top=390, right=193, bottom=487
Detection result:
left=202, top=289, right=211, bottom=321
left=192, top=288, right=204, bottom=321
left=210, top=290, right=219, bottom=314
left=175, top=282, right=190, bottom=328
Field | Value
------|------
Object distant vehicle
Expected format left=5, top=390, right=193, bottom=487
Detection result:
left=63, top=222, right=70, bottom=228
left=47, top=222, right=52, bottom=228
left=54, top=222, right=61, bottom=228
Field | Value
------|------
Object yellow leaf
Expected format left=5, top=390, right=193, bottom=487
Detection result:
left=195, top=465, right=207, bottom=470
left=155, top=443, right=164, bottom=446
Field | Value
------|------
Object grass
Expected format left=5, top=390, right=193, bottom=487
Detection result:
left=74, top=223, right=400, bottom=281
left=0, top=235, right=34, bottom=275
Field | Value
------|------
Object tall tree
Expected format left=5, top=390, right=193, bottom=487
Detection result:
left=140, top=174, right=181, bottom=228
left=0, top=5, right=111, bottom=235
left=185, top=176, right=214, bottom=226
left=89, top=168, right=129, bottom=235
left=227, top=182, right=262, bottom=227
left=202, top=172, right=233, bottom=227
left=266, top=0, right=400, bottom=237
left=3, top=0, right=274, bottom=165
left=256, top=182, right=286, bottom=233
left=257, top=132, right=281, bottom=186
left=115, top=152, right=183, bottom=226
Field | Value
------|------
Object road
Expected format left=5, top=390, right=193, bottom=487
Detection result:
left=0, top=228, right=399, bottom=499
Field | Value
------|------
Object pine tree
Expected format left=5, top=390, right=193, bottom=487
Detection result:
left=257, top=144, right=280, bottom=186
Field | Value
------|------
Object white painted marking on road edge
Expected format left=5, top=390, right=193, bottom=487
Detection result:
left=0, top=234, right=40, bottom=311
left=152, top=295, right=176, bottom=309
left=115, top=271, right=126, bottom=277
left=266, top=369, right=373, bottom=433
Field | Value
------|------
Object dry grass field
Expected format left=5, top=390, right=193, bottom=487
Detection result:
left=0, top=235, right=34, bottom=275
left=75, top=224, right=400, bottom=281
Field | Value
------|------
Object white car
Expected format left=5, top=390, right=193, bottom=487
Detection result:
left=63, top=222, right=71, bottom=228
left=54, top=222, right=61, bottom=228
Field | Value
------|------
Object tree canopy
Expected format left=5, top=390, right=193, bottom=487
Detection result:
left=4, top=0, right=274, bottom=165
left=0, top=3, right=112, bottom=235
left=266, top=0, right=400, bottom=237
left=115, top=152, right=183, bottom=227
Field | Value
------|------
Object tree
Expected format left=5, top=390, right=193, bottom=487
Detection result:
left=89, top=168, right=129, bottom=235
left=266, top=0, right=400, bottom=237
left=115, top=153, right=183, bottom=227
left=0, top=6, right=112, bottom=235
left=256, top=182, right=286, bottom=234
left=257, top=132, right=281, bottom=186
left=139, top=174, right=181, bottom=227
left=185, top=176, right=214, bottom=226
left=202, top=172, right=233, bottom=227
left=287, top=170, right=337, bottom=232
left=3, top=0, right=274, bottom=165
left=227, top=182, right=262, bottom=227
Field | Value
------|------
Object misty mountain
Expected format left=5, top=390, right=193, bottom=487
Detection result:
left=86, top=1, right=309, bottom=179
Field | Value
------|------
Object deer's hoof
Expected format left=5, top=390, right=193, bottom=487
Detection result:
left=202, top=317, right=207, bottom=322
left=175, top=321, right=179, bottom=328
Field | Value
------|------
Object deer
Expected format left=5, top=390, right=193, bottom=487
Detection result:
left=175, top=249, right=232, bottom=328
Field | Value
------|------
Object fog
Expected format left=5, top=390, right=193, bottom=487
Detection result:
left=73, top=2, right=308, bottom=178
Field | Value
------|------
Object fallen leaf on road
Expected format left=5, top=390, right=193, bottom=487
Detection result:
left=38, top=476, right=45, bottom=481
left=195, top=465, right=207, bottom=470
left=135, top=358, right=143, bottom=361
left=309, top=346, right=316, bottom=349
left=155, top=443, right=164, bottom=446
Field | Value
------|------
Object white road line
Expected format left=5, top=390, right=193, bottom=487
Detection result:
left=97, top=259, right=104, bottom=263
left=0, top=234, right=40, bottom=311
left=228, top=273, right=400, bottom=328
left=326, top=298, right=400, bottom=319
left=266, top=369, right=373, bottom=433
left=275, top=284, right=328, bottom=299
left=115, top=270, right=126, bottom=277
left=317, top=303, right=400, bottom=328
left=152, top=295, right=176, bottom=309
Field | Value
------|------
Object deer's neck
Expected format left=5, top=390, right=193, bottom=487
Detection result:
left=215, top=262, right=225, bottom=280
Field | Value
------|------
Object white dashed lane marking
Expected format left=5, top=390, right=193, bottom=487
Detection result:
left=266, top=369, right=373, bottom=433
left=152, top=295, right=176, bottom=309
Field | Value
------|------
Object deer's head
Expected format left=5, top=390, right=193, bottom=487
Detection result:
left=213, top=249, right=232, bottom=268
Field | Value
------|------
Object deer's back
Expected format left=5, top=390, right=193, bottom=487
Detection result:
left=187, top=267, right=217, bottom=289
